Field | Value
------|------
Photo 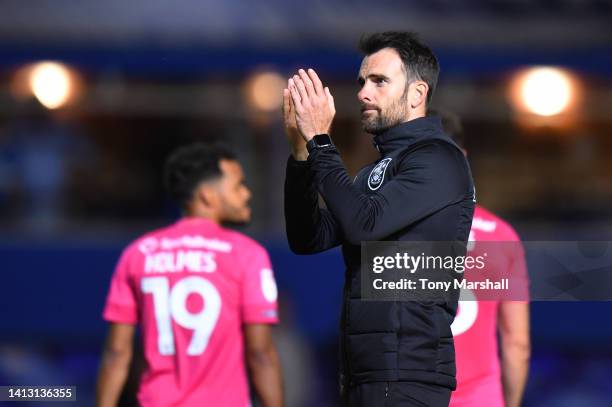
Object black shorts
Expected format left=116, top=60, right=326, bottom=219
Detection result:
left=344, top=381, right=451, bottom=407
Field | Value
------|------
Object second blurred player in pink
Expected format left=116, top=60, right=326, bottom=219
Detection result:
left=435, top=111, right=531, bottom=407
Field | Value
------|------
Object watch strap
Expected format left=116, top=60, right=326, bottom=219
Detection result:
left=306, top=134, right=333, bottom=153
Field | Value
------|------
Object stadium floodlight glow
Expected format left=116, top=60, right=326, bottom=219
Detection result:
left=28, top=61, right=74, bottom=109
left=511, top=66, right=575, bottom=117
left=244, top=70, right=285, bottom=113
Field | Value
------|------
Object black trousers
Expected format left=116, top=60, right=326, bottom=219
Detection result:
left=344, top=381, right=451, bottom=407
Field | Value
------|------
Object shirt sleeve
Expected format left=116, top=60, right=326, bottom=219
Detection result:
left=241, top=244, right=279, bottom=324
left=308, top=142, right=472, bottom=244
left=102, top=248, right=139, bottom=324
left=506, top=228, right=530, bottom=301
left=284, top=155, right=343, bottom=254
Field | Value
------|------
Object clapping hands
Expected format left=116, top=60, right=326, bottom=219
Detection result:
left=283, top=68, right=336, bottom=143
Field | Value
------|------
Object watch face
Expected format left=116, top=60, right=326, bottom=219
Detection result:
left=314, top=134, right=332, bottom=146
left=307, top=134, right=333, bottom=152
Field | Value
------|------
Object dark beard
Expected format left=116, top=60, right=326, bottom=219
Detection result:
left=361, top=93, right=409, bottom=135
left=362, top=114, right=402, bottom=135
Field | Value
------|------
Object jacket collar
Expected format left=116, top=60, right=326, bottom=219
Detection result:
left=373, top=116, right=444, bottom=156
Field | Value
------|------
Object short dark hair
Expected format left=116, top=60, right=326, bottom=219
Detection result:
left=164, top=143, right=236, bottom=209
left=359, top=31, right=439, bottom=104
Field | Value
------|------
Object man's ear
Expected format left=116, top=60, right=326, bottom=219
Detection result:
left=196, top=183, right=219, bottom=209
left=410, top=81, right=429, bottom=109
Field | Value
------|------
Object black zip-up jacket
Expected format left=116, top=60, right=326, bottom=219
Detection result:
left=284, top=116, right=475, bottom=391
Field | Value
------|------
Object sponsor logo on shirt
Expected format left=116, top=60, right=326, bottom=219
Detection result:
left=139, top=237, right=159, bottom=255
left=472, top=217, right=497, bottom=233
left=367, top=157, right=392, bottom=191
left=161, top=235, right=232, bottom=253
left=138, top=235, right=232, bottom=256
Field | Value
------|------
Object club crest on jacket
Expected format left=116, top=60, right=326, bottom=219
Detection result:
left=368, top=158, right=392, bottom=191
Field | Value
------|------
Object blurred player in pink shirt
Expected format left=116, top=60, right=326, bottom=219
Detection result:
left=96, top=143, right=283, bottom=407
left=451, top=206, right=530, bottom=407
left=434, top=110, right=531, bottom=407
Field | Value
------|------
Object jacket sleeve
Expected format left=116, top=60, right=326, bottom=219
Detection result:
left=284, top=155, right=343, bottom=254
left=308, top=142, right=472, bottom=244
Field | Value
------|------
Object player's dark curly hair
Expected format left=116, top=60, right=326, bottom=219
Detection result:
left=359, top=31, right=439, bottom=104
left=164, top=143, right=236, bottom=210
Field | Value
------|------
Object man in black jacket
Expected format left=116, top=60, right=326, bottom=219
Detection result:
left=283, top=31, right=475, bottom=406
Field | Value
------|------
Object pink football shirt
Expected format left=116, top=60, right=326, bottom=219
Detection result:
left=450, top=206, right=528, bottom=407
left=103, top=217, right=279, bottom=407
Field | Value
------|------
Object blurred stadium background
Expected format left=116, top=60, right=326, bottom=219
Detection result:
left=1, top=1, right=612, bottom=405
